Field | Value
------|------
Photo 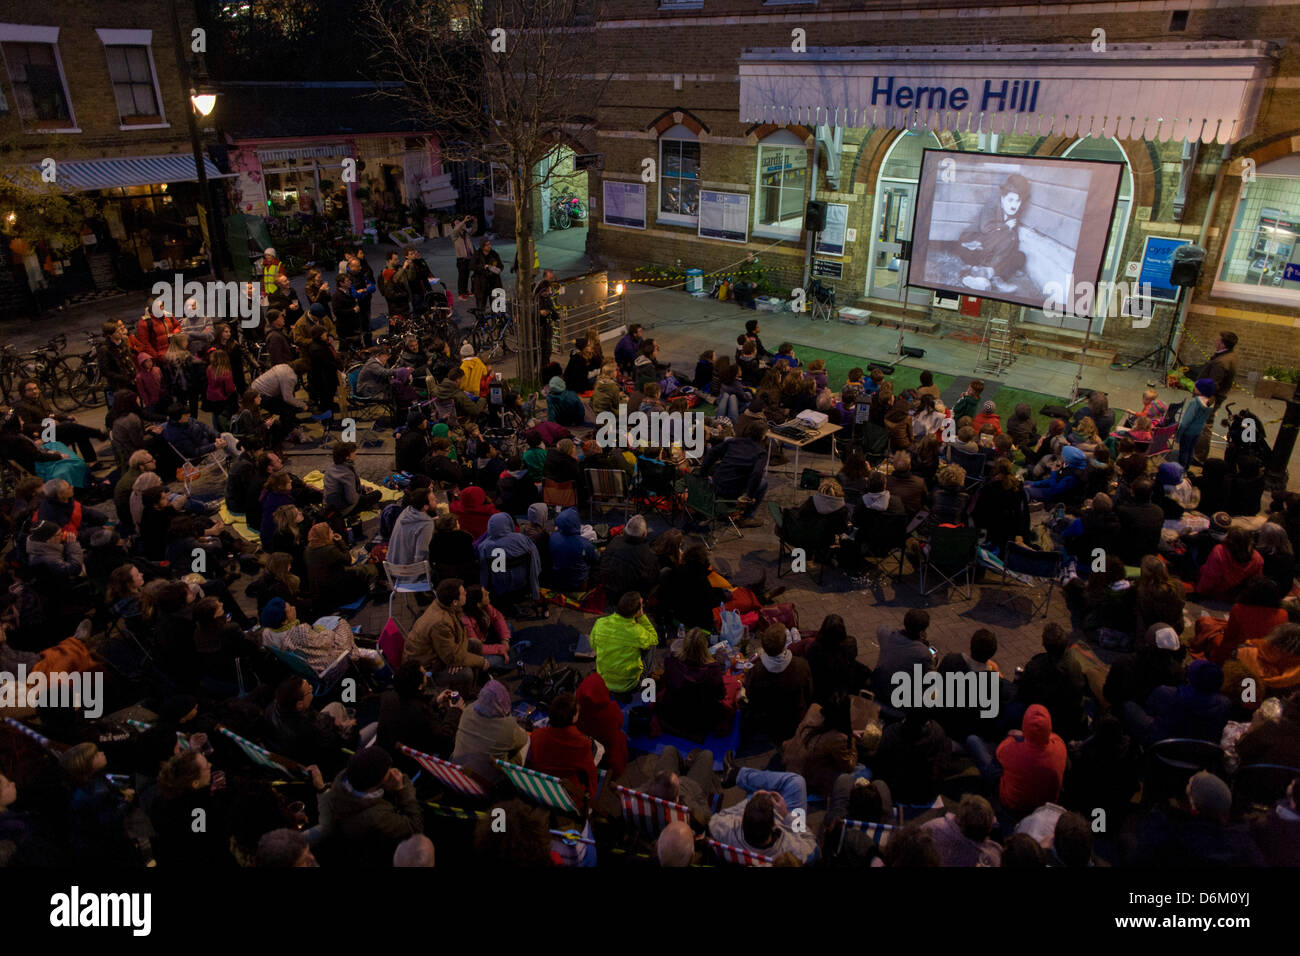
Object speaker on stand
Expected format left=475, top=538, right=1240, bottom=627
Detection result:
left=804, top=201, right=827, bottom=233
left=1266, top=397, right=1300, bottom=491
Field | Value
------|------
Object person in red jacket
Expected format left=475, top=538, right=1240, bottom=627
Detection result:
left=527, top=692, right=598, bottom=804
left=575, top=672, right=628, bottom=779
left=135, top=310, right=178, bottom=360
left=995, top=704, right=1067, bottom=817
left=1196, top=527, right=1264, bottom=601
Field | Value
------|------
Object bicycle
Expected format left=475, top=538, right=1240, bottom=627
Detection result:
left=549, top=201, right=572, bottom=231
left=0, top=333, right=96, bottom=412
left=467, top=308, right=519, bottom=364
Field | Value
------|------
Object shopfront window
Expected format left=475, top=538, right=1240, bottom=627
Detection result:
left=1213, top=156, right=1300, bottom=307
left=263, top=162, right=323, bottom=217
left=659, top=124, right=700, bottom=226
left=754, top=129, right=807, bottom=240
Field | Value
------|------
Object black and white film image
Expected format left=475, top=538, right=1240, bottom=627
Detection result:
left=911, top=151, right=1123, bottom=310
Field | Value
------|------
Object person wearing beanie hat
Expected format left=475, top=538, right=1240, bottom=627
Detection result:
left=450, top=678, right=528, bottom=785
left=1132, top=769, right=1264, bottom=866
left=546, top=375, right=586, bottom=427
left=314, top=744, right=422, bottom=866
left=261, top=597, right=289, bottom=629
left=595, top=514, right=659, bottom=621
left=1025, top=444, right=1089, bottom=501
left=25, top=518, right=85, bottom=577
left=1176, top=378, right=1215, bottom=469
left=460, top=342, right=491, bottom=395
left=260, top=590, right=388, bottom=673
left=972, top=400, right=1002, bottom=436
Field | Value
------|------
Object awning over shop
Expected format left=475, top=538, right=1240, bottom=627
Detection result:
left=35, top=154, right=234, bottom=191
left=739, top=41, right=1276, bottom=144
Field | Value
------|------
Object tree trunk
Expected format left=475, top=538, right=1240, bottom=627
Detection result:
left=513, top=170, right=539, bottom=387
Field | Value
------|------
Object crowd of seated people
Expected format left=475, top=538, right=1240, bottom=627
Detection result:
left=1, top=292, right=1298, bottom=872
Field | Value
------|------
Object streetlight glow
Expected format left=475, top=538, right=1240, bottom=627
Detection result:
left=191, top=93, right=217, bottom=117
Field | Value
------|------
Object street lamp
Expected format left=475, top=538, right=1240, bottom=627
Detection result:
left=191, top=91, right=217, bottom=117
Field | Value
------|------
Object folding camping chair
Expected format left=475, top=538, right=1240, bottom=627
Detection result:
left=806, top=278, right=837, bottom=323
left=1145, top=738, right=1226, bottom=805
left=399, top=744, right=489, bottom=799
left=613, top=784, right=692, bottom=841
left=3, top=716, right=67, bottom=753
left=1142, top=424, right=1178, bottom=462
left=770, top=502, right=831, bottom=584
left=586, top=468, right=632, bottom=523
left=858, top=421, right=892, bottom=468
left=946, top=446, right=988, bottom=493
left=495, top=760, right=582, bottom=815
left=684, top=472, right=744, bottom=547
left=631, top=456, right=683, bottom=523
left=217, top=724, right=303, bottom=778
left=382, top=560, right=433, bottom=623
left=855, top=509, right=910, bottom=585
left=265, top=645, right=351, bottom=698
left=344, top=365, right=391, bottom=430
left=912, top=525, right=981, bottom=603
left=432, top=398, right=461, bottom=429
left=998, top=542, right=1063, bottom=617
left=542, top=479, right=578, bottom=510
left=706, top=838, right=774, bottom=867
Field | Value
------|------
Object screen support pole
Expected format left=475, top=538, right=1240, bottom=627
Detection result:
left=1070, top=308, right=1096, bottom=403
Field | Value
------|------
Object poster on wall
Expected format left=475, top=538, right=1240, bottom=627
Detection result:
left=814, top=202, right=849, bottom=257
left=698, top=189, right=749, bottom=244
left=603, top=181, right=646, bottom=230
left=908, top=149, right=1123, bottom=311
left=1138, top=236, right=1192, bottom=302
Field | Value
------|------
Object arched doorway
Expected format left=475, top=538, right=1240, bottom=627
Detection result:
left=867, top=130, right=940, bottom=303
left=532, top=144, right=589, bottom=274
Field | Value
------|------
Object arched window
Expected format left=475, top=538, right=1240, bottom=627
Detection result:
left=1063, top=137, right=1133, bottom=320
left=1213, top=154, right=1300, bottom=307
left=658, top=123, right=700, bottom=226
left=753, top=129, right=808, bottom=241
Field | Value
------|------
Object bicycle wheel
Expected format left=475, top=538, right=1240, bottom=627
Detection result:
left=502, top=319, right=520, bottom=356
left=49, top=358, right=85, bottom=412
left=555, top=206, right=571, bottom=230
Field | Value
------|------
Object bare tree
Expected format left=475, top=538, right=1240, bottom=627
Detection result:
left=367, top=0, right=612, bottom=385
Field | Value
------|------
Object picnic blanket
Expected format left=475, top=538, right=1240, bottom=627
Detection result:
left=218, top=504, right=261, bottom=543
left=539, top=586, right=607, bottom=615
left=300, top=469, right=402, bottom=521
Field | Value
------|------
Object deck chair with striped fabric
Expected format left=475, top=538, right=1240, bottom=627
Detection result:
left=495, top=759, right=582, bottom=815
left=614, top=784, right=691, bottom=840
left=3, top=716, right=67, bottom=753
left=586, top=468, right=632, bottom=523
left=218, top=725, right=302, bottom=778
left=398, top=744, right=488, bottom=799
left=839, top=819, right=897, bottom=854
left=706, top=838, right=774, bottom=867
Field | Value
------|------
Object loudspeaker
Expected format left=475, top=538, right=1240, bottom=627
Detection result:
left=805, top=201, right=827, bottom=233
left=897, top=240, right=913, bottom=261
left=1170, top=244, right=1206, bottom=287
left=1267, top=397, right=1300, bottom=487
left=900, top=345, right=926, bottom=359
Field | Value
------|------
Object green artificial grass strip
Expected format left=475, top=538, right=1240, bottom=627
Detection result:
left=988, top=385, right=1071, bottom=434
left=789, top=345, right=956, bottom=397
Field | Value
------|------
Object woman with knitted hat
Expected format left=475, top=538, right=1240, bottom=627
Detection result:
left=1177, top=378, right=1216, bottom=469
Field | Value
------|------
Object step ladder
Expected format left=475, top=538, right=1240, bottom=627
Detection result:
left=974, top=318, right=1015, bottom=376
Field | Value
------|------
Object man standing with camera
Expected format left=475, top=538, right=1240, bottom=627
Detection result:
left=452, top=215, right=477, bottom=301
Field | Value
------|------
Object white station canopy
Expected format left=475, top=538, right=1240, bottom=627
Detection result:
left=739, top=41, right=1276, bottom=144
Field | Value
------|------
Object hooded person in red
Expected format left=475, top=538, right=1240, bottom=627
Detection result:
left=576, top=672, right=628, bottom=778
left=450, top=486, right=499, bottom=540
left=526, top=692, right=599, bottom=804
left=996, top=704, right=1067, bottom=817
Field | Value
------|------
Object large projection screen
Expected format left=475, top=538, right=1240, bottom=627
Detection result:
left=908, top=150, right=1124, bottom=312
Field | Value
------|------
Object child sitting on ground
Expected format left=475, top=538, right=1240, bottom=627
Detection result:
left=843, top=367, right=867, bottom=403
left=772, top=342, right=800, bottom=370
